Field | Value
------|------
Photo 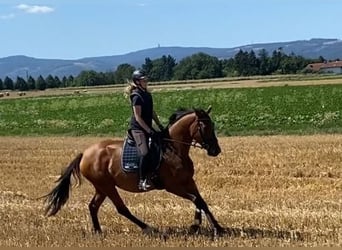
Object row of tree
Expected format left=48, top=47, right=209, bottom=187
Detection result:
left=0, top=49, right=328, bottom=91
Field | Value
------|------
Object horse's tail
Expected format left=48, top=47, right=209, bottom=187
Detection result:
left=43, top=153, right=83, bottom=217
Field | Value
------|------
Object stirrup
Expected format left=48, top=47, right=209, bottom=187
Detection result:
left=138, top=179, right=152, bottom=191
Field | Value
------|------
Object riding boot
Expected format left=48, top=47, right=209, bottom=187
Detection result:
left=138, top=155, right=152, bottom=191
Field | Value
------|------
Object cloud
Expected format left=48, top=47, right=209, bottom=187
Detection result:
left=16, top=4, right=54, bottom=14
left=0, top=13, right=15, bottom=19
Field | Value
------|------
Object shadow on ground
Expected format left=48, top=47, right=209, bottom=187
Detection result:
left=153, top=226, right=304, bottom=242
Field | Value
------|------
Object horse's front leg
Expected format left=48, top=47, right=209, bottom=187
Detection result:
left=189, top=208, right=202, bottom=233
left=166, top=178, right=224, bottom=236
left=191, top=192, right=224, bottom=236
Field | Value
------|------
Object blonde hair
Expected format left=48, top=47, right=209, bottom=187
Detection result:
left=124, top=81, right=137, bottom=99
left=124, top=81, right=150, bottom=99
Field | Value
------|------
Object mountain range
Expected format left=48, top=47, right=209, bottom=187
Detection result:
left=1, top=38, right=342, bottom=79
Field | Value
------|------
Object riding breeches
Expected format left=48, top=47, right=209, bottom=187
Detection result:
left=131, top=130, right=149, bottom=157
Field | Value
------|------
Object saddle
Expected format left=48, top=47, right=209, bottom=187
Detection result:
left=121, top=130, right=164, bottom=175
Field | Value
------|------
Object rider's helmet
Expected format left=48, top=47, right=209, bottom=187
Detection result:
left=132, top=69, right=147, bottom=84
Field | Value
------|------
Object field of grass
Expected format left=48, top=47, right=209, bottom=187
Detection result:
left=1, top=83, right=342, bottom=137
left=0, top=135, right=341, bottom=247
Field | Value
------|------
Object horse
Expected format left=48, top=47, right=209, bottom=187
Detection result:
left=43, top=106, right=224, bottom=236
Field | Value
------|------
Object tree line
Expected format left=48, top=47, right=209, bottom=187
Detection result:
left=0, top=48, right=328, bottom=91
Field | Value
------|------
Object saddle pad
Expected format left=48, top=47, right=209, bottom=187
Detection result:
left=121, top=138, right=140, bottom=173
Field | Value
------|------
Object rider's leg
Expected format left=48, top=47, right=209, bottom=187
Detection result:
left=131, top=130, right=151, bottom=190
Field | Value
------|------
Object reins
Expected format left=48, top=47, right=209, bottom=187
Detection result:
left=162, top=138, right=205, bottom=149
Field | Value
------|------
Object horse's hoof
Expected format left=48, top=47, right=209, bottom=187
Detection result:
left=213, top=226, right=225, bottom=237
left=189, top=224, right=200, bottom=234
left=92, top=228, right=103, bottom=235
left=142, top=226, right=157, bottom=235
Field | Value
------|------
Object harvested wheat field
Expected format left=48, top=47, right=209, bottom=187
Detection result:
left=0, top=135, right=341, bottom=247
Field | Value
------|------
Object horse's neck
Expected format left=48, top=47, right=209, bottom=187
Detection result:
left=168, top=113, right=196, bottom=155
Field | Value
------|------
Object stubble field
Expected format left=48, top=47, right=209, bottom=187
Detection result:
left=0, top=135, right=341, bottom=247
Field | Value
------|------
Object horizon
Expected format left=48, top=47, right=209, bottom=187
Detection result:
left=1, top=0, right=342, bottom=60
left=1, top=37, right=340, bottom=61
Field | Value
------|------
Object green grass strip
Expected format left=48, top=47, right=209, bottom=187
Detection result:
left=1, top=84, right=342, bottom=136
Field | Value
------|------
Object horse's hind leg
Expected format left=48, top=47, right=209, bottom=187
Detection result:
left=89, top=189, right=106, bottom=233
left=104, top=186, right=152, bottom=233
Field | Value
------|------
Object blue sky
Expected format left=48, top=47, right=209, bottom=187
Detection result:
left=1, top=0, right=341, bottom=59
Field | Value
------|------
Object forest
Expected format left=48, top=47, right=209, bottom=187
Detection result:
left=0, top=48, right=328, bottom=91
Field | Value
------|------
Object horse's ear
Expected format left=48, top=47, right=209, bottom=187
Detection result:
left=206, top=105, right=212, bottom=114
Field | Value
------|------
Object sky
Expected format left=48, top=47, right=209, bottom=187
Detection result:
left=1, top=0, right=341, bottom=60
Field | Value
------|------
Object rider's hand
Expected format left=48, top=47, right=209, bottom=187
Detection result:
left=149, top=129, right=155, bottom=137
left=158, top=124, right=164, bottom=131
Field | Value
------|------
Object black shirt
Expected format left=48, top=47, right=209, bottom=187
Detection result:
left=130, top=88, right=153, bottom=132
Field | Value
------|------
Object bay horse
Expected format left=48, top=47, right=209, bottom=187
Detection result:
left=43, top=106, right=224, bottom=236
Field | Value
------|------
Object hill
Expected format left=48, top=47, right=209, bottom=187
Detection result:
left=1, top=38, right=342, bottom=79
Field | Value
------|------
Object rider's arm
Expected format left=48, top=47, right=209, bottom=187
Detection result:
left=152, top=110, right=163, bottom=129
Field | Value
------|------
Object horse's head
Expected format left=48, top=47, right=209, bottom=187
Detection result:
left=167, top=106, right=221, bottom=157
left=191, top=106, right=221, bottom=156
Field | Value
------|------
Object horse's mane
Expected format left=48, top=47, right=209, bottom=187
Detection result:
left=167, top=107, right=206, bottom=127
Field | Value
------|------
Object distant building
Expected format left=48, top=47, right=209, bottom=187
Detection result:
left=305, top=61, right=342, bottom=74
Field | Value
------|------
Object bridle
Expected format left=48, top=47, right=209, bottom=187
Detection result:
left=163, top=117, right=213, bottom=150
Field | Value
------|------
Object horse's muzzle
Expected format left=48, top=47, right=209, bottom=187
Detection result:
left=207, top=144, right=221, bottom=157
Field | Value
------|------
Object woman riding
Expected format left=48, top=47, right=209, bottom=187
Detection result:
left=125, top=69, right=164, bottom=191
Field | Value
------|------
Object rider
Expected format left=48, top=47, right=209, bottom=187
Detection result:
left=126, top=69, right=164, bottom=191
